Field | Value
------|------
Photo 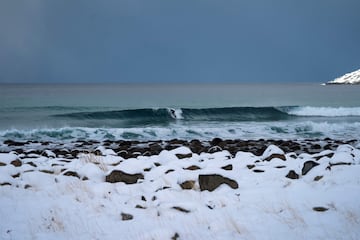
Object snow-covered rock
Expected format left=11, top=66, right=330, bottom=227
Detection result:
left=326, top=68, right=360, bottom=84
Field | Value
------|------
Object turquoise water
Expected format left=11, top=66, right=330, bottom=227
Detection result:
left=0, top=83, right=359, bottom=141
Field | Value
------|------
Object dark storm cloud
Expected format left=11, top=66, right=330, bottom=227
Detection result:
left=0, top=0, right=359, bottom=83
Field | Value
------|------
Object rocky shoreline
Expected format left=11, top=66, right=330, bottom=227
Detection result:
left=1, top=138, right=359, bottom=160
left=1, top=137, right=360, bottom=239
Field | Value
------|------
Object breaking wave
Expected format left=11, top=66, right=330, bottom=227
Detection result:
left=285, top=106, right=360, bottom=117
left=53, top=107, right=291, bottom=123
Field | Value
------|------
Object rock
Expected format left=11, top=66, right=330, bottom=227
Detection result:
left=121, top=212, right=133, bottom=221
left=149, top=143, right=162, bottom=155
left=135, top=205, right=146, bottom=209
left=180, top=180, right=195, bottom=190
left=314, top=153, right=334, bottom=160
left=314, top=176, right=323, bottom=181
left=53, top=149, right=70, bottom=156
left=261, top=145, right=285, bottom=159
left=189, top=139, right=206, bottom=154
left=313, top=207, right=329, bottom=212
left=172, top=206, right=190, bottom=213
left=10, top=159, right=22, bottom=167
left=208, top=146, right=222, bottom=153
left=42, top=150, right=56, bottom=158
left=311, top=144, right=322, bottom=150
left=27, top=161, right=37, bottom=167
left=40, top=170, right=54, bottom=174
left=165, top=169, right=175, bottom=174
left=246, top=164, right=255, bottom=170
left=302, top=161, right=319, bottom=175
left=63, top=171, right=80, bottom=179
left=263, top=154, right=286, bottom=161
left=286, top=170, right=299, bottom=179
left=211, top=137, right=223, bottom=146
left=168, top=139, right=187, bottom=145
left=330, top=162, right=351, bottom=167
left=116, top=150, right=128, bottom=158
left=253, top=169, right=265, bottom=173
left=221, top=164, right=233, bottom=171
left=184, top=165, right=200, bottom=171
left=0, top=162, right=6, bottom=166
left=0, top=182, right=11, bottom=186
left=105, top=170, right=144, bottom=184
left=4, top=140, right=26, bottom=146
left=171, top=233, right=180, bottom=240
left=12, top=173, right=20, bottom=178
left=275, top=165, right=286, bottom=169
left=176, top=153, right=192, bottom=159
left=199, top=174, right=238, bottom=192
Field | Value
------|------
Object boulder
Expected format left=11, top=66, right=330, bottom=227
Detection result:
left=180, top=180, right=195, bottom=190
left=121, top=212, right=133, bottom=221
left=63, top=171, right=80, bottom=179
left=286, top=170, right=299, bottom=179
left=106, top=170, right=144, bottom=184
left=172, top=206, right=190, bottom=213
left=211, top=137, right=223, bottom=146
left=221, top=164, right=233, bottom=171
left=4, top=140, right=26, bottom=146
left=261, top=145, right=285, bottom=159
left=176, top=153, right=192, bottom=159
left=199, top=174, right=238, bottom=191
left=302, top=161, right=319, bottom=175
left=313, top=207, right=329, bottom=212
left=10, top=159, right=22, bottom=167
left=184, top=165, right=200, bottom=171
left=263, top=154, right=286, bottom=161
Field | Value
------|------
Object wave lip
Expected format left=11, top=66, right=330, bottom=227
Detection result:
left=286, top=106, right=360, bottom=117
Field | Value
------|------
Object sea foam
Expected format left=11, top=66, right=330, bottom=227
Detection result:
left=286, top=106, right=360, bottom=117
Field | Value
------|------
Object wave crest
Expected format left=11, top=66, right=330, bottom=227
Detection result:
left=286, top=106, right=360, bottom=117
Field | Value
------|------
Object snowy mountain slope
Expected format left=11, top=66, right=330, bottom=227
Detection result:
left=327, top=68, right=360, bottom=84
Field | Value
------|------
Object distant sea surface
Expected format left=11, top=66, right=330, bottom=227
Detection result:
left=0, top=83, right=360, bottom=142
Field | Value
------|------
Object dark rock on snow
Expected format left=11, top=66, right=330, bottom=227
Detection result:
left=176, top=153, right=192, bottom=159
left=180, top=180, right=195, bottom=190
left=10, top=159, right=22, bottom=167
left=286, top=170, right=299, bottom=179
left=221, top=164, right=233, bottom=171
left=199, top=174, right=238, bottom=192
left=302, top=161, right=320, bottom=175
left=121, top=212, right=134, bottom=221
left=313, top=207, right=329, bottom=212
left=264, top=154, right=286, bottom=162
left=106, top=170, right=144, bottom=184
left=184, top=165, right=201, bottom=171
left=63, top=171, right=81, bottom=179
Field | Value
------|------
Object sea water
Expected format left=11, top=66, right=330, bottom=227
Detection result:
left=0, top=83, right=359, bottom=142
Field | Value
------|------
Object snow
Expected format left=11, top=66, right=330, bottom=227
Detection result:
left=327, top=68, right=360, bottom=84
left=1, top=145, right=360, bottom=239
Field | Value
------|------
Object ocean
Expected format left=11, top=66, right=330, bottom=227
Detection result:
left=0, top=83, right=359, bottom=142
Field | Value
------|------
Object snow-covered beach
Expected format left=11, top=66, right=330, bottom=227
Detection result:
left=1, top=138, right=360, bottom=239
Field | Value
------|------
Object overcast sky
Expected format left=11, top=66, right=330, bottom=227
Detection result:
left=0, top=0, right=359, bottom=83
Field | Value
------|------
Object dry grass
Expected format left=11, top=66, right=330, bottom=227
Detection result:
left=79, top=153, right=108, bottom=172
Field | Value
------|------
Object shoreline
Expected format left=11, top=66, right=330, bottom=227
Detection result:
left=1, top=137, right=360, bottom=239
left=1, top=138, right=359, bottom=158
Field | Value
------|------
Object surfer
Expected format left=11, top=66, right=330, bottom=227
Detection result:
left=170, top=109, right=176, bottom=119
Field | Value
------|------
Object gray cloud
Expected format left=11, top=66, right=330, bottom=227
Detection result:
left=0, top=0, right=360, bottom=83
